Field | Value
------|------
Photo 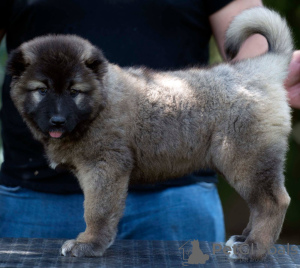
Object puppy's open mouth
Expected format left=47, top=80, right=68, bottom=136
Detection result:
left=49, top=130, right=64, bottom=139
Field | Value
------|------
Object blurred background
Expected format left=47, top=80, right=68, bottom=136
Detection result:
left=0, top=0, right=299, bottom=243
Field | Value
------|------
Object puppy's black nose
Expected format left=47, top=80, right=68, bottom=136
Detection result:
left=50, top=115, right=66, bottom=126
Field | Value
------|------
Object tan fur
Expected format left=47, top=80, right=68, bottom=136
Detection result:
left=8, top=7, right=293, bottom=259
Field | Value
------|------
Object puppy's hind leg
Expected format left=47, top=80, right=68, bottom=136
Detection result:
left=219, top=145, right=290, bottom=260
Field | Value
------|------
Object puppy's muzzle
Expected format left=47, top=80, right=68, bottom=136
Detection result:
left=50, top=115, right=66, bottom=126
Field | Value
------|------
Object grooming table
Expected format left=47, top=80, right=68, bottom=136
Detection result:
left=0, top=238, right=299, bottom=267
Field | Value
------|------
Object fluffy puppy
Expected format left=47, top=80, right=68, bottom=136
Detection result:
left=7, top=7, right=293, bottom=260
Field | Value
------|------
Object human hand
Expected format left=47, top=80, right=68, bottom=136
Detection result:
left=285, top=51, right=300, bottom=109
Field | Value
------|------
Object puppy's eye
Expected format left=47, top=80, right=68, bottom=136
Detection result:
left=38, top=88, right=48, bottom=95
left=70, top=88, right=80, bottom=97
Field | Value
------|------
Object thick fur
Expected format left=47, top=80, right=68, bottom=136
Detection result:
left=7, top=7, right=293, bottom=259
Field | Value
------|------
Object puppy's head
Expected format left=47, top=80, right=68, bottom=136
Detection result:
left=7, top=35, right=108, bottom=141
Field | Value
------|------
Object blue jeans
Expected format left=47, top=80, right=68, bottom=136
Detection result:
left=0, top=182, right=225, bottom=242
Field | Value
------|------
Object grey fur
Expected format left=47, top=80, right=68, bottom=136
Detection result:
left=8, top=7, right=293, bottom=260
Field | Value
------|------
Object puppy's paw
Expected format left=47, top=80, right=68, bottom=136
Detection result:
left=60, top=239, right=106, bottom=257
left=227, top=241, right=248, bottom=260
left=226, top=235, right=247, bottom=248
left=225, top=239, right=267, bottom=260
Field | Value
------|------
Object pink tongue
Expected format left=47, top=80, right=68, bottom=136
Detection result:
left=49, top=131, right=63, bottom=138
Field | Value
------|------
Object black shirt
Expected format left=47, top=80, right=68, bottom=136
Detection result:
left=0, top=0, right=232, bottom=193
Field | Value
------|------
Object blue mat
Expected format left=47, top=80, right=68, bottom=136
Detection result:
left=0, top=238, right=299, bottom=268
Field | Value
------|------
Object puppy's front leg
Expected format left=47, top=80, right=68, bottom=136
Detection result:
left=61, top=160, right=131, bottom=257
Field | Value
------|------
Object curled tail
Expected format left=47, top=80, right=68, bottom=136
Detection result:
left=225, top=7, right=293, bottom=60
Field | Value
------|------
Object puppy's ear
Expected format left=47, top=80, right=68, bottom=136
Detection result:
left=6, top=48, right=29, bottom=77
left=85, top=47, right=108, bottom=77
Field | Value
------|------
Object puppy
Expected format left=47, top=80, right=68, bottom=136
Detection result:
left=7, top=7, right=293, bottom=259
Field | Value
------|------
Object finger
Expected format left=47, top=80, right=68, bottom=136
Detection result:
left=287, top=84, right=300, bottom=109
left=285, top=51, right=300, bottom=88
